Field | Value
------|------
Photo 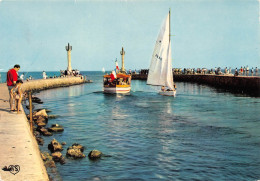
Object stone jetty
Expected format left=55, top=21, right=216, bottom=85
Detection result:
left=0, top=76, right=89, bottom=180
left=0, top=84, right=48, bottom=181
left=22, top=76, right=85, bottom=92
left=132, top=73, right=260, bottom=96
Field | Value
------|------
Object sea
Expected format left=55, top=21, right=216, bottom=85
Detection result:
left=1, top=71, right=260, bottom=180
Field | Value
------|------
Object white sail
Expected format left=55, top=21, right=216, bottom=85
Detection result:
left=102, top=67, right=105, bottom=73
left=165, top=41, right=174, bottom=90
left=147, top=13, right=174, bottom=90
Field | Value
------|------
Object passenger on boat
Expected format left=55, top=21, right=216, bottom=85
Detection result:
left=161, top=86, right=165, bottom=91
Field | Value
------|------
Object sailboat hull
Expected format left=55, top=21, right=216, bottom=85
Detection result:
left=159, top=90, right=176, bottom=97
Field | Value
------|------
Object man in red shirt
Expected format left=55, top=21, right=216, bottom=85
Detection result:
left=6, top=64, right=20, bottom=111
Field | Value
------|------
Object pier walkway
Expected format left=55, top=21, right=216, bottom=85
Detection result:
left=0, top=83, right=48, bottom=181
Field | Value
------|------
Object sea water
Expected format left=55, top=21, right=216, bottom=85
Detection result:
left=4, top=71, right=260, bottom=180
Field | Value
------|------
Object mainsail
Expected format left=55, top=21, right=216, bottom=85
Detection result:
left=147, top=13, right=174, bottom=90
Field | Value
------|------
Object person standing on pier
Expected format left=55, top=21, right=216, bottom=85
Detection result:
left=20, top=73, right=24, bottom=81
left=6, top=64, right=20, bottom=111
left=240, top=66, right=243, bottom=75
left=43, top=71, right=47, bottom=79
left=234, top=68, right=238, bottom=76
left=246, top=65, right=249, bottom=76
left=255, top=67, right=258, bottom=76
left=251, top=67, right=254, bottom=76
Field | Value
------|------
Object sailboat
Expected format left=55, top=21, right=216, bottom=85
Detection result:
left=103, top=47, right=131, bottom=94
left=102, top=67, right=105, bottom=73
left=147, top=9, right=176, bottom=97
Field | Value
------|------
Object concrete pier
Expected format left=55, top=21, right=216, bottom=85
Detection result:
left=0, top=77, right=86, bottom=180
left=132, top=73, right=260, bottom=96
left=21, top=76, right=85, bottom=92
left=0, top=84, right=49, bottom=181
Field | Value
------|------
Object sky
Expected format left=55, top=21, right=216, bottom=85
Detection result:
left=0, top=0, right=259, bottom=71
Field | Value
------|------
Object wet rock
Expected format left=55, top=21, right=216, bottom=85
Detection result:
left=38, top=127, right=53, bottom=136
left=36, top=116, right=47, bottom=122
left=71, top=143, right=84, bottom=152
left=45, top=160, right=56, bottom=168
left=48, top=115, right=58, bottom=119
left=26, top=104, right=35, bottom=110
left=33, top=109, right=48, bottom=118
left=34, top=131, right=41, bottom=137
left=35, top=108, right=52, bottom=113
left=48, top=124, right=64, bottom=132
left=59, top=157, right=66, bottom=165
left=32, top=96, right=43, bottom=104
left=48, top=139, right=63, bottom=153
left=51, top=152, right=63, bottom=162
left=36, top=121, right=46, bottom=127
left=35, top=116, right=48, bottom=127
left=42, top=131, right=53, bottom=136
left=61, top=142, right=66, bottom=145
left=36, top=137, right=44, bottom=145
left=42, top=152, right=56, bottom=168
left=66, top=143, right=85, bottom=158
left=88, top=150, right=102, bottom=160
left=41, top=153, right=47, bottom=161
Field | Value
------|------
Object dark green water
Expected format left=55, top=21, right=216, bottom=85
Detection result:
left=21, top=71, right=260, bottom=180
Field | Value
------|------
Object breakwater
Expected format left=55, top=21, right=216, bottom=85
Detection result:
left=0, top=84, right=49, bottom=181
left=132, top=73, right=260, bottom=96
left=22, top=76, right=85, bottom=92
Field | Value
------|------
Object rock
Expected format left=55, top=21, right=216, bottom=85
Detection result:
left=41, top=153, right=47, bottom=161
left=67, top=148, right=85, bottom=158
left=42, top=131, right=53, bottom=136
left=59, top=157, right=66, bottom=165
left=34, top=109, right=48, bottom=118
left=71, top=143, right=84, bottom=152
left=48, top=115, right=58, bottom=119
left=48, top=139, right=63, bottom=153
left=45, top=160, right=56, bottom=168
left=26, top=104, right=35, bottom=110
left=36, top=137, right=44, bottom=145
left=48, top=124, right=64, bottom=132
left=51, top=152, right=63, bottom=162
left=66, top=143, right=85, bottom=158
left=32, top=97, right=43, bottom=104
left=37, top=116, right=48, bottom=122
left=41, top=152, right=56, bottom=168
left=38, top=127, right=53, bottom=136
left=35, top=108, right=52, bottom=113
left=88, top=150, right=102, bottom=160
left=36, top=121, right=46, bottom=127
left=34, top=131, right=40, bottom=137
left=61, top=142, right=66, bottom=145
left=35, top=116, right=48, bottom=127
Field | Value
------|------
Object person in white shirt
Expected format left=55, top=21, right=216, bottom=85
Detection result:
left=43, top=71, right=47, bottom=79
left=20, top=73, right=24, bottom=80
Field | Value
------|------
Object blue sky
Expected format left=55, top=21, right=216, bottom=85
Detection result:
left=0, top=0, right=259, bottom=71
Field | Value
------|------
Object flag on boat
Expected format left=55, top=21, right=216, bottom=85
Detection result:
left=115, top=59, right=119, bottom=71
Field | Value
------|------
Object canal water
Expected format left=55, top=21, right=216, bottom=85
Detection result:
left=13, top=71, right=260, bottom=180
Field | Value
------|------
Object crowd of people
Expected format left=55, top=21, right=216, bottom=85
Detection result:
left=173, top=66, right=258, bottom=76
